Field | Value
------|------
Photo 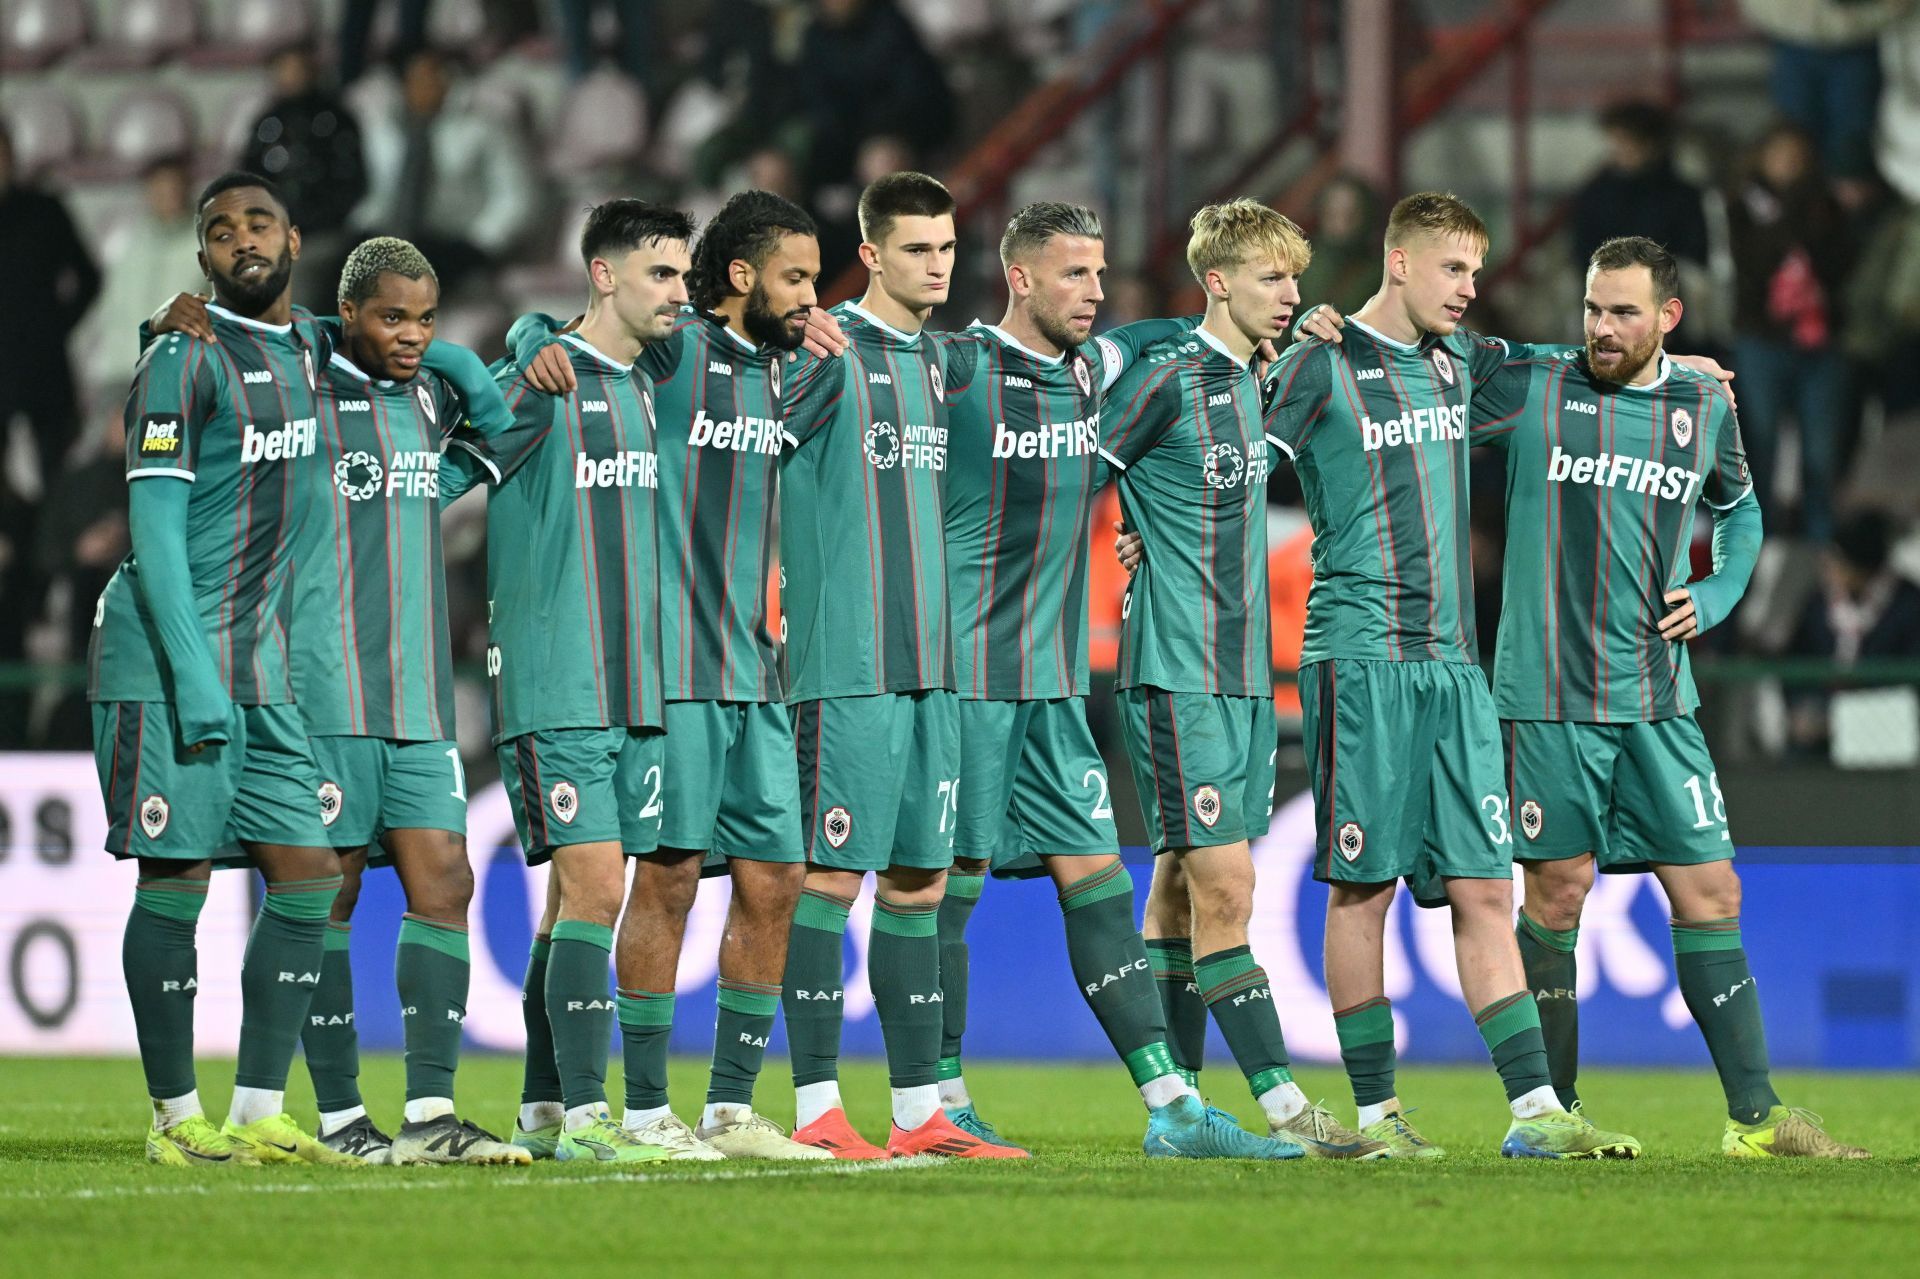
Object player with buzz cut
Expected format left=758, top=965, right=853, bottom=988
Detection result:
left=435, top=199, right=694, bottom=1164
left=501, top=191, right=845, bottom=1162
left=88, top=170, right=356, bottom=1166
left=773, top=171, right=1023, bottom=1160
left=925, top=198, right=1310, bottom=1160
left=1100, top=199, right=1382, bottom=1159
left=1471, top=235, right=1869, bottom=1159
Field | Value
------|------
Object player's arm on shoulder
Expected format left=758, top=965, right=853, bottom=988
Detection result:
left=1261, top=340, right=1331, bottom=463
left=420, top=338, right=513, bottom=439
left=926, top=328, right=978, bottom=399
left=1466, top=342, right=1547, bottom=448
left=1099, top=356, right=1182, bottom=472
left=439, top=373, right=551, bottom=506
left=1092, top=315, right=1199, bottom=392
left=507, top=311, right=577, bottom=394
left=778, top=348, right=845, bottom=449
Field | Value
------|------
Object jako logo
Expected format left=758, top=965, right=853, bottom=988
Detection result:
left=1564, top=399, right=1597, bottom=415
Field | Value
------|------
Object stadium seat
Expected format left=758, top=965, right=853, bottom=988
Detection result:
left=1, top=88, right=85, bottom=180
left=545, top=70, right=648, bottom=177
left=0, top=0, right=89, bottom=71
left=184, top=0, right=318, bottom=66
left=92, top=87, right=196, bottom=180
left=70, top=0, right=203, bottom=70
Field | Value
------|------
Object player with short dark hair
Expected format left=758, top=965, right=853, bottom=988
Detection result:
left=1472, top=235, right=1869, bottom=1159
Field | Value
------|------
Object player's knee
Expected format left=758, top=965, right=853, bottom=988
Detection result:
left=953, top=856, right=990, bottom=876
left=412, top=858, right=475, bottom=924
left=331, top=869, right=363, bottom=921
left=1448, top=875, right=1517, bottom=922
left=555, top=858, right=627, bottom=927
left=1671, top=864, right=1742, bottom=921
left=877, top=865, right=945, bottom=907
left=1187, top=872, right=1254, bottom=932
left=1327, top=880, right=1396, bottom=918
left=733, top=860, right=804, bottom=917
left=1524, top=864, right=1593, bottom=932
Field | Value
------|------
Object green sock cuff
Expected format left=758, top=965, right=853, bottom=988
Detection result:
left=944, top=872, right=985, bottom=901
left=871, top=897, right=940, bottom=938
left=1123, top=1042, right=1179, bottom=1088
left=1059, top=862, right=1134, bottom=912
left=1518, top=912, right=1579, bottom=953
left=262, top=874, right=342, bottom=922
left=323, top=922, right=353, bottom=952
left=616, top=990, right=676, bottom=1027
left=936, top=1055, right=964, bottom=1080
left=1474, top=992, right=1543, bottom=1050
left=1194, top=946, right=1266, bottom=1004
left=1672, top=917, right=1745, bottom=953
left=529, top=935, right=552, bottom=961
left=715, top=982, right=780, bottom=1017
left=133, top=881, right=209, bottom=922
left=1248, top=1066, right=1294, bottom=1095
left=793, top=889, right=854, bottom=934
left=399, top=915, right=470, bottom=961
left=551, top=919, right=614, bottom=951
left=1145, top=938, right=1194, bottom=978
left=1333, top=997, right=1395, bottom=1048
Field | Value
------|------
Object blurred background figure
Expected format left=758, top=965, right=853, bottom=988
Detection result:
left=339, top=0, right=434, bottom=86
left=1786, top=509, right=1920, bottom=753
left=77, top=156, right=205, bottom=395
left=1305, top=173, right=1385, bottom=318
left=1570, top=101, right=1710, bottom=281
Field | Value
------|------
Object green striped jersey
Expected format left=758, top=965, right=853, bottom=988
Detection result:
left=1471, top=348, right=1751, bottom=722
left=777, top=301, right=953, bottom=702
left=447, top=334, right=663, bottom=742
left=940, top=323, right=1104, bottom=700
left=1099, top=327, right=1275, bottom=696
left=1263, top=322, right=1514, bottom=667
left=293, top=352, right=464, bottom=739
left=645, top=311, right=785, bottom=702
left=89, top=304, right=325, bottom=705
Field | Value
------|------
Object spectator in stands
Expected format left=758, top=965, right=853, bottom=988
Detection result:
left=242, top=40, right=369, bottom=309
left=34, top=414, right=130, bottom=744
left=0, top=474, right=33, bottom=747
left=78, top=156, right=205, bottom=395
left=1569, top=101, right=1710, bottom=274
left=1726, top=123, right=1852, bottom=544
left=1785, top=508, right=1920, bottom=752
left=351, top=46, right=539, bottom=296
left=1306, top=174, right=1385, bottom=318
left=791, top=0, right=954, bottom=200
left=0, top=121, right=99, bottom=488
left=339, top=0, right=433, bottom=86
left=558, top=0, right=658, bottom=101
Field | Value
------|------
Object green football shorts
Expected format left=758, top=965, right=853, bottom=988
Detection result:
left=499, top=726, right=664, bottom=865
left=309, top=735, right=467, bottom=859
left=1503, top=714, right=1733, bottom=873
left=1301, top=658, right=1513, bottom=905
left=92, top=701, right=327, bottom=862
left=956, top=696, right=1120, bottom=878
left=791, top=690, right=959, bottom=872
left=656, top=700, right=803, bottom=862
left=1115, top=687, right=1277, bottom=853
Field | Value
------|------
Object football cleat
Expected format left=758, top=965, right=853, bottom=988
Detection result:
left=511, top=1117, right=562, bottom=1160
left=391, top=1115, right=532, bottom=1165
left=623, top=1112, right=724, bottom=1161
left=318, top=1113, right=394, bottom=1165
left=946, top=1103, right=1029, bottom=1154
left=1723, top=1107, right=1870, bottom=1159
left=1270, top=1101, right=1391, bottom=1160
left=1360, top=1110, right=1446, bottom=1159
left=1143, top=1096, right=1305, bottom=1160
left=555, top=1112, right=673, bottom=1164
left=887, top=1110, right=1031, bottom=1159
left=147, top=1114, right=257, bottom=1166
left=222, top=1113, right=364, bottom=1166
left=791, top=1107, right=890, bottom=1160
left=695, top=1108, right=834, bottom=1160
left=1501, top=1107, right=1641, bottom=1160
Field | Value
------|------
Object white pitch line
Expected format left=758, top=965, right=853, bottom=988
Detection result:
left=1, top=1156, right=948, bottom=1203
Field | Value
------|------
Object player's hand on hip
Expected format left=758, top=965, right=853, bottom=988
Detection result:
left=800, top=306, right=848, bottom=359
left=151, top=292, right=215, bottom=342
left=1114, top=521, right=1143, bottom=573
left=525, top=341, right=576, bottom=395
left=1658, top=588, right=1699, bottom=641
left=1672, top=353, right=1736, bottom=409
left=1295, top=304, right=1345, bottom=345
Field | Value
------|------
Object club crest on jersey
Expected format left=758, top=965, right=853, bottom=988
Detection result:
left=416, top=383, right=436, bottom=424
left=1202, top=441, right=1245, bottom=490
left=822, top=806, right=853, bottom=849
left=334, top=450, right=384, bottom=500
left=302, top=349, right=316, bottom=393
left=929, top=363, right=943, bottom=403
left=1430, top=349, right=1455, bottom=385
left=769, top=356, right=783, bottom=401
left=642, top=389, right=656, bottom=431
left=1519, top=799, right=1543, bottom=841
left=549, top=781, right=579, bottom=825
left=1337, top=821, right=1365, bottom=862
left=863, top=421, right=900, bottom=469
left=140, top=794, right=170, bottom=840
left=1192, top=785, right=1222, bottom=828
left=1073, top=355, right=1092, bottom=398
left=318, top=781, right=343, bottom=827
left=1670, top=407, right=1693, bottom=448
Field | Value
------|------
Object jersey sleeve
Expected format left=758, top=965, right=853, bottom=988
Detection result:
left=638, top=315, right=691, bottom=383
left=1702, top=394, right=1753, bottom=510
left=1466, top=353, right=1539, bottom=449
left=1092, top=315, right=1199, bottom=392
left=124, top=336, right=222, bottom=481
left=779, top=349, right=844, bottom=448
left=1098, top=358, right=1181, bottom=471
left=445, top=371, right=552, bottom=485
left=930, top=330, right=981, bottom=400
left=1260, top=341, right=1332, bottom=462
left=1463, top=329, right=1540, bottom=383
left=420, top=339, right=510, bottom=439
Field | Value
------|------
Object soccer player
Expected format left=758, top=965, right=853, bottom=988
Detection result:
left=503, top=191, right=841, bottom=1161
left=1254, top=192, right=1639, bottom=1158
left=89, top=171, right=353, bottom=1165
left=773, top=172, right=1024, bottom=1159
left=933, top=198, right=1311, bottom=1159
left=437, top=199, right=693, bottom=1163
left=1100, top=199, right=1382, bottom=1158
left=1471, top=236, right=1869, bottom=1158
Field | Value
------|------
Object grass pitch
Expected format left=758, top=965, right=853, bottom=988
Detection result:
left=2, top=1055, right=1914, bottom=1277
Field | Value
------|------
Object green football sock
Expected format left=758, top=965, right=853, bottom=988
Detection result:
left=782, top=889, right=852, bottom=1087
left=1195, top=945, right=1293, bottom=1096
left=1517, top=912, right=1581, bottom=1109
left=1146, top=937, right=1206, bottom=1080
left=708, top=979, right=780, bottom=1106
left=1332, top=996, right=1397, bottom=1107
left=123, top=877, right=208, bottom=1100
left=937, top=870, right=985, bottom=1067
left=301, top=922, right=362, bottom=1112
left=545, top=920, right=614, bottom=1112
left=235, top=874, right=341, bottom=1091
left=520, top=935, right=562, bottom=1106
left=617, top=988, right=674, bottom=1111
left=1474, top=992, right=1553, bottom=1103
left=1672, top=917, right=1780, bottom=1124
left=1060, top=863, right=1174, bottom=1085
left=868, top=896, right=942, bottom=1089
left=396, top=915, right=469, bottom=1103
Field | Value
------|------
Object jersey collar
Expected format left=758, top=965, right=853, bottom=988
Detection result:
left=1611, top=351, right=1673, bottom=392
left=708, top=314, right=761, bottom=355
left=842, top=301, right=922, bottom=346
left=977, top=323, right=1065, bottom=365
left=327, top=350, right=396, bottom=388
left=1194, top=325, right=1251, bottom=368
left=1345, top=316, right=1424, bottom=352
left=560, top=331, right=634, bottom=372
left=207, top=302, right=292, bottom=334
